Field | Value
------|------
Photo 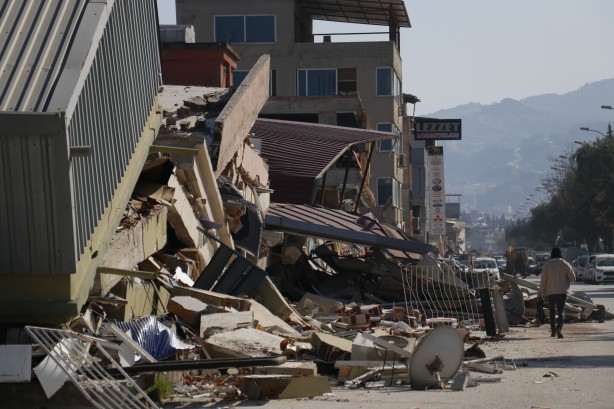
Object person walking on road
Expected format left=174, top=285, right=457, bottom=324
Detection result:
left=538, top=247, right=575, bottom=338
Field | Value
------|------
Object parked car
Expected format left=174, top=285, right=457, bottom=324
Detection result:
left=573, top=254, right=590, bottom=281
left=496, top=259, right=507, bottom=275
left=472, top=257, right=501, bottom=280
left=584, top=254, right=614, bottom=284
left=533, top=253, right=550, bottom=275
left=526, top=257, right=541, bottom=276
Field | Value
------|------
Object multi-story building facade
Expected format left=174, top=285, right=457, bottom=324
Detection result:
left=175, top=0, right=413, bottom=231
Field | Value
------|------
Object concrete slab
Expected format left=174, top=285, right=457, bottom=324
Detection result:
left=168, top=295, right=210, bottom=328
left=0, top=345, right=31, bottom=382
left=204, top=328, right=285, bottom=358
left=200, top=311, right=255, bottom=336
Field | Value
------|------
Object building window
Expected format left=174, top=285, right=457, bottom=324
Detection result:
left=233, top=70, right=249, bottom=87
left=376, top=122, right=401, bottom=153
left=270, top=70, right=277, bottom=96
left=235, top=69, right=276, bottom=95
left=337, top=68, right=357, bottom=95
left=297, top=69, right=337, bottom=96
left=377, top=177, right=402, bottom=208
left=376, top=67, right=401, bottom=103
left=215, top=15, right=276, bottom=43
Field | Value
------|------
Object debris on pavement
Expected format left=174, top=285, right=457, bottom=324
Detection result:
left=2, top=85, right=611, bottom=407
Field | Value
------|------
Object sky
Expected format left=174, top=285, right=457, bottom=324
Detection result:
left=156, top=0, right=614, bottom=115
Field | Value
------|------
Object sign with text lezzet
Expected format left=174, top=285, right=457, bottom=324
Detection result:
left=414, top=117, right=462, bottom=140
left=428, top=146, right=446, bottom=235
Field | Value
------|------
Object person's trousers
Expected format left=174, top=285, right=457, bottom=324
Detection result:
left=547, top=294, right=567, bottom=330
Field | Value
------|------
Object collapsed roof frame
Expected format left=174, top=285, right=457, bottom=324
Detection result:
left=265, top=203, right=433, bottom=256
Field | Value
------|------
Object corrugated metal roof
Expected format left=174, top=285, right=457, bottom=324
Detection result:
left=0, top=0, right=88, bottom=112
left=297, top=0, right=411, bottom=28
left=251, top=118, right=395, bottom=204
left=265, top=203, right=432, bottom=256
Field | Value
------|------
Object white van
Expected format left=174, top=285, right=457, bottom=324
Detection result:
left=585, top=254, right=614, bottom=284
left=573, top=254, right=589, bottom=281
left=472, top=257, right=500, bottom=280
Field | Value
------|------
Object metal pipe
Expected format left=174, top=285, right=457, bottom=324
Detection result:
left=109, top=355, right=286, bottom=375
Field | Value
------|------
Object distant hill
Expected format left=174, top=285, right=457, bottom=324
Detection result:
left=430, top=79, right=614, bottom=216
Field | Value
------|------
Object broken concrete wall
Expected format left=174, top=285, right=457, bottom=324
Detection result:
left=97, top=206, right=168, bottom=295
left=214, top=54, right=270, bottom=176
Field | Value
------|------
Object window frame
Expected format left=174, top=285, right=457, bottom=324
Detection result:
left=376, top=122, right=401, bottom=154
left=296, top=68, right=338, bottom=96
left=214, top=14, right=277, bottom=44
left=377, top=177, right=402, bottom=208
left=376, top=66, right=402, bottom=103
left=270, top=69, right=277, bottom=97
left=232, top=70, right=249, bottom=87
left=337, top=67, right=357, bottom=95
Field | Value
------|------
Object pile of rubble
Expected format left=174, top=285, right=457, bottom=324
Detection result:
left=2, top=85, right=610, bottom=409
left=15, top=280, right=506, bottom=408
left=10, top=256, right=609, bottom=409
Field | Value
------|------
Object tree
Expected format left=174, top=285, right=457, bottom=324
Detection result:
left=574, top=136, right=614, bottom=252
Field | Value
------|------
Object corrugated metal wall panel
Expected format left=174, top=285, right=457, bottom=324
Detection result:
left=0, top=113, right=73, bottom=274
left=0, top=0, right=161, bottom=275
left=66, top=0, right=161, bottom=262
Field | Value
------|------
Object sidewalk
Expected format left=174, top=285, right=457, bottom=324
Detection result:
left=181, top=320, right=614, bottom=409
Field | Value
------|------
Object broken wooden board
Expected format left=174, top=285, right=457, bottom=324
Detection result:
left=238, top=374, right=331, bottom=400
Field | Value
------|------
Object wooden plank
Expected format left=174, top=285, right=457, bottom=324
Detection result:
left=334, top=360, right=404, bottom=368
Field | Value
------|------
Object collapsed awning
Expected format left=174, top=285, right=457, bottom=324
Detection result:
left=264, top=203, right=433, bottom=256
left=297, top=0, right=411, bottom=28
left=252, top=118, right=396, bottom=205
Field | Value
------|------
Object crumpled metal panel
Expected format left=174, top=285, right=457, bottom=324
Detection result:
left=252, top=118, right=395, bottom=205
left=115, top=316, right=193, bottom=361
left=25, top=325, right=160, bottom=409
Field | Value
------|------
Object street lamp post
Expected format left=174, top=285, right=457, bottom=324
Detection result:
left=601, top=105, right=613, bottom=110
left=580, top=127, right=606, bottom=137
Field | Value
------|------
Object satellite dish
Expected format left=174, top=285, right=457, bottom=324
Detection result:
left=409, top=326, right=464, bottom=389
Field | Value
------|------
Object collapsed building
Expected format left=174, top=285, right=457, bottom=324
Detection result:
left=0, top=1, right=610, bottom=407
